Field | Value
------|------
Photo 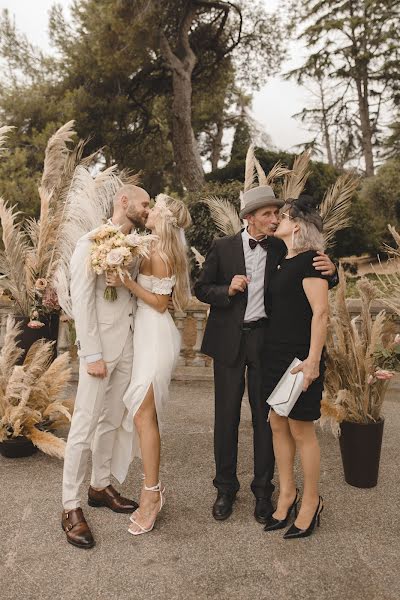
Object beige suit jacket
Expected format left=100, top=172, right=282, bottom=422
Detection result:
left=70, top=230, right=137, bottom=363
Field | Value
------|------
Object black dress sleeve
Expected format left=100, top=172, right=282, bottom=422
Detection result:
left=301, top=251, right=330, bottom=281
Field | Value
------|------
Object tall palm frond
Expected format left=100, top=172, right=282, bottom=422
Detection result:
left=281, top=150, right=311, bottom=200
left=319, top=172, right=359, bottom=249
left=119, top=169, right=141, bottom=186
left=265, top=161, right=292, bottom=188
left=202, top=196, right=242, bottom=236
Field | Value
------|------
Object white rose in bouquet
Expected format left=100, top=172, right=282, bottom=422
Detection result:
left=106, top=248, right=129, bottom=267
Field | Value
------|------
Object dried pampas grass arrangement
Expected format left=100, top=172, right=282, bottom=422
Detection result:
left=320, top=267, right=399, bottom=435
left=0, top=317, right=72, bottom=459
left=0, top=121, right=140, bottom=321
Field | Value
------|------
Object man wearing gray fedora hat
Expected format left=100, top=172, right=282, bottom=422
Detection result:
left=195, top=184, right=337, bottom=523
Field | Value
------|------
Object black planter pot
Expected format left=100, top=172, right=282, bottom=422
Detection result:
left=14, top=313, right=60, bottom=364
left=339, top=419, right=384, bottom=488
left=0, top=436, right=38, bottom=458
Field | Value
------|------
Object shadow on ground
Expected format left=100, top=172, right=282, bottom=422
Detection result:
left=1, top=381, right=399, bottom=600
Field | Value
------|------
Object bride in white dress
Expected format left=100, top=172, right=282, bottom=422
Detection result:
left=106, top=194, right=191, bottom=535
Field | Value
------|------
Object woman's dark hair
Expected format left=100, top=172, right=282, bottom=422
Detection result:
left=285, top=195, right=323, bottom=232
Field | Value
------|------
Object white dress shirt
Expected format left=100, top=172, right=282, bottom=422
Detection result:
left=242, top=228, right=268, bottom=323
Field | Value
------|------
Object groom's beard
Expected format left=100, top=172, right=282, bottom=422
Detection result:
left=127, top=211, right=147, bottom=230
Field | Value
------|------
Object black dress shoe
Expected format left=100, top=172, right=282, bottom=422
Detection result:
left=212, top=493, right=235, bottom=521
left=283, top=496, right=323, bottom=540
left=264, top=489, right=300, bottom=532
left=254, top=497, right=274, bottom=524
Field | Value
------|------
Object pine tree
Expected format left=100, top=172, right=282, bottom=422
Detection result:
left=288, top=0, right=400, bottom=175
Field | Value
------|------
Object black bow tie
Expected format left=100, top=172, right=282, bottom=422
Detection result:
left=249, top=237, right=268, bottom=251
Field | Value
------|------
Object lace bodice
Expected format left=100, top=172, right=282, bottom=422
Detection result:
left=137, top=274, right=176, bottom=295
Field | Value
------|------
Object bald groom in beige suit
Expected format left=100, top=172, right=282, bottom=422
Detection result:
left=61, top=185, right=150, bottom=549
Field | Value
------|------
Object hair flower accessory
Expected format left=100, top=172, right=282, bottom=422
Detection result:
left=154, top=194, right=178, bottom=227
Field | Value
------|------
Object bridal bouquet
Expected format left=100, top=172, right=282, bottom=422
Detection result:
left=89, top=224, right=156, bottom=301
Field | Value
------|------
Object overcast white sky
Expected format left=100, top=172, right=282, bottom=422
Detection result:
left=0, top=0, right=310, bottom=151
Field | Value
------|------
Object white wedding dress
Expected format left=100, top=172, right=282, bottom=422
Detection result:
left=111, top=274, right=181, bottom=483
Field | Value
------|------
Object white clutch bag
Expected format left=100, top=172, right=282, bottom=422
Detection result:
left=267, top=358, right=304, bottom=417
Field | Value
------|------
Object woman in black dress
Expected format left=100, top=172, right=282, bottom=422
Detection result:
left=263, top=196, right=329, bottom=539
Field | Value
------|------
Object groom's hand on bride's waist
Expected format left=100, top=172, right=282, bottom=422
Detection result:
left=86, top=359, right=108, bottom=378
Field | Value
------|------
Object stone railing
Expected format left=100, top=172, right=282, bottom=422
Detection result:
left=1, top=297, right=399, bottom=382
left=0, top=297, right=212, bottom=381
left=347, top=298, right=400, bottom=324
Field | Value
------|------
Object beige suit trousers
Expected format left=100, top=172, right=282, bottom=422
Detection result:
left=62, top=333, right=134, bottom=510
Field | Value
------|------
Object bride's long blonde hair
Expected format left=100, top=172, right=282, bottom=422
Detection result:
left=152, top=194, right=192, bottom=311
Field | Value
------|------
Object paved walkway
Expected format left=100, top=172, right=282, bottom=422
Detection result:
left=1, top=381, right=399, bottom=600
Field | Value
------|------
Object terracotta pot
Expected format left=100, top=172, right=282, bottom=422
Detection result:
left=0, top=436, right=38, bottom=458
left=339, top=419, right=384, bottom=488
left=13, top=313, right=60, bottom=364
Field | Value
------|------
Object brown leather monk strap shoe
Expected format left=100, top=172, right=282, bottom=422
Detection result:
left=62, top=508, right=95, bottom=549
left=88, top=484, right=138, bottom=513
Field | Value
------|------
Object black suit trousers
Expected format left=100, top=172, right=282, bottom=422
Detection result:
left=213, top=325, right=275, bottom=498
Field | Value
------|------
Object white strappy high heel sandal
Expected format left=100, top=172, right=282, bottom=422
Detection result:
left=128, top=482, right=165, bottom=536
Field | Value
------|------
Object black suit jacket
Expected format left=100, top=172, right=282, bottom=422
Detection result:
left=194, top=232, right=287, bottom=366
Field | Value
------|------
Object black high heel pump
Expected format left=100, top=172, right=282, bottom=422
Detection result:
left=263, top=489, right=300, bottom=532
left=283, top=496, right=324, bottom=540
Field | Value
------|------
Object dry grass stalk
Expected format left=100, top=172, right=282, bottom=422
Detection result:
left=0, top=125, right=14, bottom=151
left=41, top=120, right=76, bottom=194
left=28, top=427, right=66, bottom=459
left=244, top=144, right=290, bottom=191
left=321, top=266, right=396, bottom=433
left=244, top=144, right=258, bottom=192
left=374, top=225, right=400, bottom=316
left=191, top=246, right=205, bottom=269
left=319, top=172, right=359, bottom=249
left=0, top=199, right=32, bottom=315
left=281, top=150, right=311, bottom=200
left=0, top=318, right=72, bottom=457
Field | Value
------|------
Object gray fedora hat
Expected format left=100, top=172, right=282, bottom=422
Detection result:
left=239, top=185, right=284, bottom=219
